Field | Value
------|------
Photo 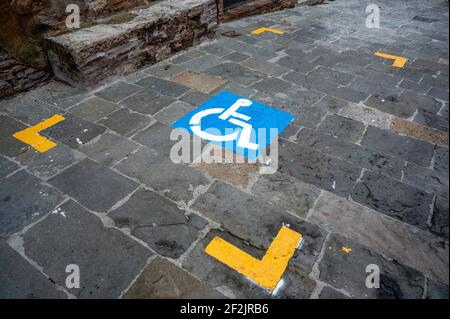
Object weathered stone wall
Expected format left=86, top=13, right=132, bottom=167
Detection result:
left=219, top=0, right=297, bottom=22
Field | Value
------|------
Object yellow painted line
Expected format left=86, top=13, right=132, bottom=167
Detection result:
left=251, top=27, right=285, bottom=36
left=205, top=226, right=302, bottom=291
left=342, top=246, right=352, bottom=254
left=13, top=114, right=65, bottom=153
left=374, top=52, right=408, bottom=68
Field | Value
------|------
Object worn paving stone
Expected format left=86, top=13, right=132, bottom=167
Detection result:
left=319, top=234, right=425, bottom=299
left=414, top=108, right=449, bottom=132
left=131, top=122, right=174, bottom=156
left=277, top=85, right=325, bottom=109
left=0, top=170, right=64, bottom=238
left=348, top=77, right=403, bottom=99
left=183, top=229, right=317, bottom=299
left=309, top=66, right=354, bottom=86
left=123, top=257, right=224, bottom=299
left=79, top=132, right=139, bottom=167
left=136, top=76, right=190, bottom=98
left=48, top=158, right=138, bottom=212
left=28, top=81, right=89, bottom=110
left=97, top=108, right=152, bottom=137
left=351, top=171, right=434, bottom=231
left=115, top=147, right=209, bottom=204
left=181, top=54, right=225, bottom=72
left=427, top=87, right=449, bottom=102
left=251, top=172, right=321, bottom=219
left=69, top=97, right=120, bottom=122
left=119, top=88, right=176, bottom=115
left=310, top=191, right=449, bottom=284
left=275, top=56, right=316, bottom=73
left=250, top=78, right=293, bottom=94
left=0, top=115, right=29, bottom=157
left=278, top=139, right=362, bottom=197
left=0, top=156, right=19, bottom=179
left=0, top=241, right=66, bottom=299
left=426, top=280, right=449, bottom=299
left=179, top=89, right=211, bottom=106
left=205, top=62, right=266, bottom=86
left=95, top=81, right=142, bottom=102
left=193, top=181, right=327, bottom=275
left=15, top=145, right=84, bottom=180
left=434, top=146, right=449, bottom=176
left=338, top=102, right=394, bottom=130
left=317, top=114, right=366, bottom=143
left=401, top=91, right=443, bottom=113
left=403, top=162, right=449, bottom=199
left=170, top=70, right=227, bottom=94
left=144, top=64, right=186, bottom=79
left=296, top=128, right=405, bottom=180
left=109, top=189, right=207, bottom=259
left=361, top=126, right=435, bottom=168
left=318, top=286, right=349, bottom=299
left=43, top=113, right=106, bottom=150
left=23, top=200, right=152, bottom=299
left=241, top=58, right=289, bottom=77
left=154, top=101, right=195, bottom=126
left=223, top=52, right=250, bottom=62
left=391, top=118, right=448, bottom=146
left=399, top=79, right=432, bottom=95
left=199, top=43, right=233, bottom=57
left=365, top=95, right=417, bottom=119
left=430, top=196, right=449, bottom=240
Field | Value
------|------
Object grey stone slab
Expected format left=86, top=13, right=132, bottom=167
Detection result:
left=95, top=81, right=142, bottom=102
left=399, top=79, right=432, bottom=95
left=131, top=122, right=174, bottom=156
left=278, top=139, right=362, bottom=197
left=136, top=76, right=190, bottom=98
left=179, top=90, right=211, bottom=106
left=0, top=241, right=66, bottom=299
left=434, top=145, right=449, bottom=176
left=365, top=95, right=416, bottom=118
left=319, top=286, right=349, bottom=299
left=400, top=91, right=443, bottom=113
left=351, top=171, right=434, bottom=230
left=48, top=158, right=137, bottom=212
left=427, top=87, right=449, bottom=102
left=109, top=189, right=207, bottom=258
left=319, top=234, right=425, bottom=299
left=97, top=108, right=152, bottom=137
left=241, top=58, right=289, bottom=77
left=27, top=81, right=89, bottom=110
left=181, top=54, right=225, bottom=72
left=310, top=191, right=449, bottom=285
left=404, top=162, right=449, bottom=199
left=218, top=37, right=277, bottom=61
left=43, top=113, right=106, bottom=150
left=426, top=280, right=449, bottom=299
left=115, top=147, right=209, bottom=203
left=69, top=97, right=120, bottom=122
left=0, top=115, right=29, bottom=157
left=123, top=257, right=224, bottom=299
left=183, top=229, right=317, bottom=299
left=318, top=114, right=366, bottom=143
left=119, top=88, right=176, bottom=115
left=361, top=126, right=435, bottom=168
left=193, top=181, right=327, bottom=275
left=79, top=132, right=139, bottom=167
left=223, top=52, right=250, bottom=63
left=205, top=62, right=266, bottom=86
left=154, top=101, right=195, bottom=126
left=308, top=66, right=354, bottom=86
left=430, top=196, right=449, bottom=240
left=0, top=170, right=64, bottom=237
left=0, top=156, right=19, bottom=179
left=348, top=77, right=403, bottom=99
left=296, top=129, right=405, bottom=180
left=250, top=78, right=292, bottom=94
left=200, top=43, right=233, bottom=57
left=23, top=200, right=152, bottom=299
left=414, top=108, right=449, bottom=132
left=251, top=172, right=321, bottom=219
left=144, top=64, right=186, bottom=79
left=276, top=85, right=325, bottom=110
left=275, top=56, right=316, bottom=73
left=15, top=144, right=84, bottom=180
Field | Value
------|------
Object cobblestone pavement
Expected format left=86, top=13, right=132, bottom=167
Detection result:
left=0, top=0, right=449, bottom=299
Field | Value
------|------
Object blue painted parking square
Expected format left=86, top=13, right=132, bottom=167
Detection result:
left=171, top=91, right=295, bottom=160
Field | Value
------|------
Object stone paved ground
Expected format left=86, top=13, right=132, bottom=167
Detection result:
left=0, top=0, right=449, bottom=299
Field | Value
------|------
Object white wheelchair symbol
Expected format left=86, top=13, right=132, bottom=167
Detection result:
left=189, top=98, right=259, bottom=151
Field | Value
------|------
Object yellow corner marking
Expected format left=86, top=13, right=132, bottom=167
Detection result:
left=251, top=27, right=285, bottom=36
left=342, top=246, right=352, bottom=254
left=13, top=114, right=65, bottom=153
left=205, top=226, right=302, bottom=291
left=374, top=52, right=408, bottom=68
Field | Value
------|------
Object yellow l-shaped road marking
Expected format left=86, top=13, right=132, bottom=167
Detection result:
left=374, top=52, right=408, bottom=68
left=205, top=226, right=303, bottom=291
left=13, top=114, right=65, bottom=153
left=251, top=27, right=285, bottom=36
